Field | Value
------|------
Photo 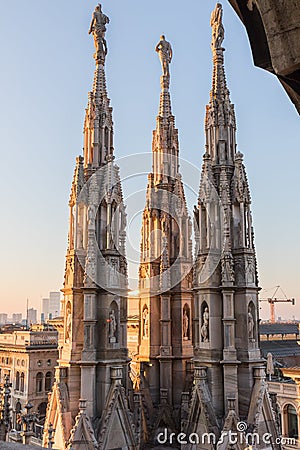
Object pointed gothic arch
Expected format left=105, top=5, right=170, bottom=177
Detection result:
left=97, top=200, right=107, bottom=250
left=104, top=126, right=109, bottom=152
left=111, top=199, right=118, bottom=250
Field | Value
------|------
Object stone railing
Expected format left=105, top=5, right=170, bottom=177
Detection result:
left=268, top=381, right=300, bottom=398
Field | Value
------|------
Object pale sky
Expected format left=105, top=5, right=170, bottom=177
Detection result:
left=0, top=1, right=299, bottom=321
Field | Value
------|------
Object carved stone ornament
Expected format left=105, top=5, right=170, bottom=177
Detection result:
left=142, top=307, right=149, bottom=339
left=221, top=252, right=235, bottom=283
left=155, top=35, right=172, bottom=78
left=182, top=308, right=189, bottom=339
left=109, top=309, right=117, bottom=343
left=200, top=307, right=209, bottom=343
left=88, top=4, right=110, bottom=64
left=248, top=309, right=255, bottom=341
left=210, top=3, right=224, bottom=49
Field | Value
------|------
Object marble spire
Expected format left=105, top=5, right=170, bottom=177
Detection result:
left=84, top=4, right=114, bottom=170
left=205, top=3, right=237, bottom=166
left=152, top=35, right=179, bottom=184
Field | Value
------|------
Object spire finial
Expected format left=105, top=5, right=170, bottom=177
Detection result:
left=88, top=4, right=110, bottom=65
left=209, top=3, right=228, bottom=102
left=155, top=35, right=173, bottom=90
left=210, top=3, right=225, bottom=50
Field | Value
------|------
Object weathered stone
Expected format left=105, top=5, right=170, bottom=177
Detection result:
left=228, top=0, right=300, bottom=113
left=43, top=4, right=135, bottom=449
left=187, top=4, right=280, bottom=448
left=137, top=33, right=193, bottom=444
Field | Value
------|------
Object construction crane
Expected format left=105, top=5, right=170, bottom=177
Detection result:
left=259, top=285, right=295, bottom=323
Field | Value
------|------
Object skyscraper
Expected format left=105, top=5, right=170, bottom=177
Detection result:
left=49, top=292, right=61, bottom=318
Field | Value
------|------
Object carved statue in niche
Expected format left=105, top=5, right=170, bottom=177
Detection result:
left=65, top=303, right=72, bottom=343
left=139, top=265, right=148, bottom=279
left=88, top=205, right=96, bottom=227
left=142, top=307, right=149, bottom=339
left=183, top=308, right=189, bottom=340
left=267, top=352, right=274, bottom=381
left=201, top=306, right=209, bottom=343
left=248, top=309, right=255, bottom=341
left=234, top=256, right=245, bottom=285
left=109, top=258, right=119, bottom=287
left=109, top=309, right=117, bottom=342
left=246, top=256, right=256, bottom=284
left=222, top=252, right=235, bottom=283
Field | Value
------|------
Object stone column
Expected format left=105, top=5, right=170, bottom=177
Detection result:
left=159, top=293, right=173, bottom=405
left=222, top=288, right=239, bottom=415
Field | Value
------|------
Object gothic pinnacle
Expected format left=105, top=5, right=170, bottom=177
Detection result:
left=88, top=4, right=109, bottom=65
left=204, top=3, right=237, bottom=165
left=83, top=4, right=114, bottom=168
left=155, top=35, right=173, bottom=117
left=210, top=3, right=228, bottom=101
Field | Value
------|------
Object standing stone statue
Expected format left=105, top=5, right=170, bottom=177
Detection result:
left=183, top=309, right=189, bottom=339
left=267, top=352, right=274, bottom=381
left=88, top=4, right=110, bottom=63
left=201, top=307, right=209, bottom=343
left=248, top=310, right=255, bottom=341
left=142, top=307, right=149, bottom=338
left=155, top=35, right=173, bottom=77
left=109, top=310, right=117, bottom=341
left=210, top=3, right=224, bottom=49
left=65, top=304, right=72, bottom=343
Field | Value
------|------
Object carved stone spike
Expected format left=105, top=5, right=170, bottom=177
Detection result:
left=210, top=3, right=225, bottom=49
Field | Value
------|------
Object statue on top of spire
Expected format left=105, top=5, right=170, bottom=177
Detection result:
left=210, top=3, right=224, bottom=49
left=89, top=4, right=110, bottom=64
left=155, top=35, right=173, bottom=78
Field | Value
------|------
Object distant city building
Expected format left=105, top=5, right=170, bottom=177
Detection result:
left=49, top=292, right=60, bottom=318
left=268, top=369, right=300, bottom=444
left=0, top=314, right=8, bottom=325
left=41, top=298, right=50, bottom=321
left=12, top=313, right=22, bottom=324
left=0, top=324, right=58, bottom=435
left=27, top=308, right=37, bottom=325
left=41, top=293, right=60, bottom=321
left=260, top=324, right=300, bottom=444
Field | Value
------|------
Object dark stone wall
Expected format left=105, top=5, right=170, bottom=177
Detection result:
left=228, top=0, right=300, bottom=113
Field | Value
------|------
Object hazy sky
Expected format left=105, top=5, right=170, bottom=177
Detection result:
left=0, top=1, right=299, bottom=321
